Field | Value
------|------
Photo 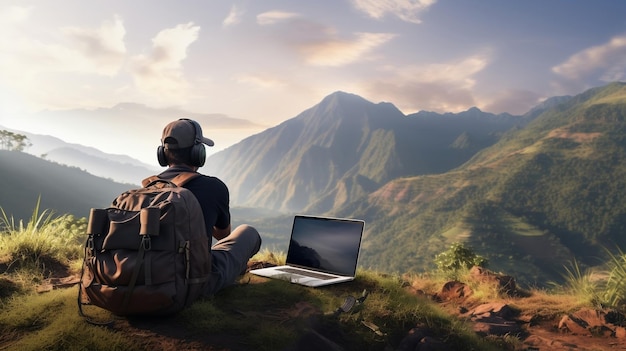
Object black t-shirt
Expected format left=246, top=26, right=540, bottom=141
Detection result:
left=159, top=167, right=230, bottom=239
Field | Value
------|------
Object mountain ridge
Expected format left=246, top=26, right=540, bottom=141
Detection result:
left=7, top=83, right=626, bottom=288
left=0, top=127, right=160, bottom=185
left=204, top=91, right=526, bottom=213
left=0, top=150, right=130, bottom=220
left=342, top=82, right=626, bottom=285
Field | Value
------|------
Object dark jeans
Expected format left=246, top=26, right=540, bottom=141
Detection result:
left=204, top=224, right=262, bottom=295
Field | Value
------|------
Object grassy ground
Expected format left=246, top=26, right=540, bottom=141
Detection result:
left=0, top=256, right=509, bottom=351
left=1, top=208, right=623, bottom=350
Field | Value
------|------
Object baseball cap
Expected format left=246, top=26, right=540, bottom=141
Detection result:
left=161, top=118, right=214, bottom=149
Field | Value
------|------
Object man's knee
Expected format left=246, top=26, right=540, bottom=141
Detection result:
left=232, top=224, right=262, bottom=254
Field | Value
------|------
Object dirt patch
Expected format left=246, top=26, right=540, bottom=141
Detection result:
left=114, top=316, right=247, bottom=351
left=435, top=292, right=626, bottom=351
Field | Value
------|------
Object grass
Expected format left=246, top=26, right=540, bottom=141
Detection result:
left=2, top=204, right=626, bottom=350
left=0, top=198, right=85, bottom=279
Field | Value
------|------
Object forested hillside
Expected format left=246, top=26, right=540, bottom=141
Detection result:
left=3, top=83, right=625, bottom=288
left=341, top=82, right=626, bottom=285
left=0, top=150, right=129, bottom=221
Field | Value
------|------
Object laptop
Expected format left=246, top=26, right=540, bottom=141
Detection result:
left=250, top=215, right=365, bottom=287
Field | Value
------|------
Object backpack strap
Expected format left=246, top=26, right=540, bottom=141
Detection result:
left=141, top=176, right=160, bottom=188
left=141, top=172, right=201, bottom=188
left=171, top=172, right=201, bottom=187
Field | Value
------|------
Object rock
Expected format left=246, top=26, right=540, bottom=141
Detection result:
left=470, top=302, right=519, bottom=320
left=469, top=266, right=516, bottom=295
left=473, top=316, right=523, bottom=336
left=558, top=308, right=626, bottom=338
left=469, top=303, right=523, bottom=337
left=396, top=327, right=451, bottom=351
left=438, top=281, right=472, bottom=301
left=396, top=327, right=428, bottom=351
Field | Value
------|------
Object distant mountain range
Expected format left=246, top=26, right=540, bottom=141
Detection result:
left=203, top=92, right=551, bottom=213
left=5, top=130, right=160, bottom=185
left=205, top=83, right=626, bottom=286
left=1, top=102, right=266, bottom=185
left=6, top=82, right=626, bottom=287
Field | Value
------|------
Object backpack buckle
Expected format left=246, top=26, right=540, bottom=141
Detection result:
left=141, top=235, right=152, bottom=251
left=87, top=236, right=94, bottom=251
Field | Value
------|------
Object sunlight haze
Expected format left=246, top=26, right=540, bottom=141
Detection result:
left=1, top=0, right=625, bottom=165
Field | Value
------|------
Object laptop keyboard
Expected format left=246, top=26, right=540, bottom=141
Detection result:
left=276, top=267, right=337, bottom=280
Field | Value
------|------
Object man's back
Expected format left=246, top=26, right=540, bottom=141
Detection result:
left=158, top=167, right=230, bottom=239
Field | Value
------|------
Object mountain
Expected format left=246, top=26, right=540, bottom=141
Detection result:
left=7, top=130, right=160, bottom=185
left=204, top=91, right=525, bottom=213
left=0, top=150, right=130, bottom=221
left=336, top=82, right=626, bottom=285
left=2, top=102, right=267, bottom=184
left=6, top=83, right=623, bottom=288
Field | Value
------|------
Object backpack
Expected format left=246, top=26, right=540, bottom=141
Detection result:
left=78, top=172, right=211, bottom=318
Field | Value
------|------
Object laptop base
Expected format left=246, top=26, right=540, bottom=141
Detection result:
left=250, top=265, right=354, bottom=287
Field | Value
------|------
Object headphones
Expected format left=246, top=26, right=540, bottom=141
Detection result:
left=157, top=118, right=206, bottom=167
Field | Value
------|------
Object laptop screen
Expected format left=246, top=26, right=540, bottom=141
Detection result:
left=286, top=215, right=364, bottom=276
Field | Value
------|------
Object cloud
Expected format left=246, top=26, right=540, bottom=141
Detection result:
left=0, top=13, right=126, bottom=77
left=129, top=22, right=200, bottom=102
left=257, top=11, right=300, bottom=25
left=236, top=74, right=286, bottom=89
left=223, top=5, right=243, bottom=27
left=351, top=0, right=436, bottom=24
left=299, top=32, right=396, bottom=66
left=264, top=12, right=396, bottom=67
left=481, top=89, right=544, bottom=115
left=61, top=15, right=127, bottom=75
left=0, top=5, right=32, bottom=23
left=552, top=34, right=626, bottom=93
left=254, top=13, right=396, bottom=67
left=0, top=11, right=128, bottom=112
left=363, top=54, right=489, bottom=113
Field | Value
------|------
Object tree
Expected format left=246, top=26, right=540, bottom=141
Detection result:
left=0, top=130, right=31, bottom=151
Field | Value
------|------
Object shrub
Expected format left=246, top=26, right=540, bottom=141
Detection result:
left=434, top=242, right=487, bottom=279
left=553, top=260, right=603, bottom=308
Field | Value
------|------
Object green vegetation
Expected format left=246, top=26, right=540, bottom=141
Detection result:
left=434, top=242, right=487, bottom=279
left=4, top=82, right=626, bottom=349
left=549, top=248, right=626, bottom=311
left=4, top=203, right=626, bottom=350
left=0, top=198, right=85, bottom=279
left=602, top=248, right=626, bottom=309
left=5, top=83, right=626, bottom=290
left=0, top=150, right=129, bottom=222
left=352, top=83, right=626, bottom=286
left=553, top=260, right=603, bottom=308
left=0, top=130, right=31, bottom=152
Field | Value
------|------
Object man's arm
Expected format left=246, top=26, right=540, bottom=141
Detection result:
left=213, top=224, right=231, bottom=241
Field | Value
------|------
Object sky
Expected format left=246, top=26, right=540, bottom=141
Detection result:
left=1, top=0, right=626, bottom=165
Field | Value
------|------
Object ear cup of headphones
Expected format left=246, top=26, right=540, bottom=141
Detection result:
left=157, top=145, right=168, bottom=166
left=184, top=119, right=207, bottom=167
left=190, top=143, right=206, bottom=167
